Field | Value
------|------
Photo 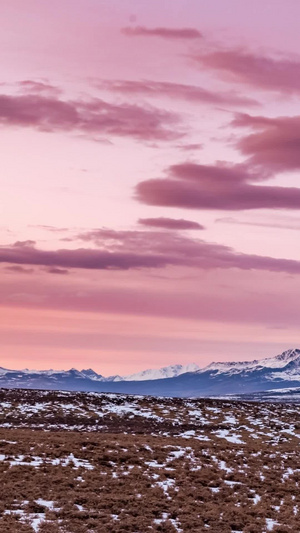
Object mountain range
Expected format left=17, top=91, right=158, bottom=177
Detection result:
left=2, top=349, right=300, bottom=397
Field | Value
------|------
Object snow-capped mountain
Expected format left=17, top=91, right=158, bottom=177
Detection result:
left=2, top=350, right=300, bottom=397
left=80, top=369, right=123, bottom=382
left=80, top=364, right=200, bottom=382
left=198, top=348, right=300, bottom=376
left=0, top=362, right=199, bottom=386
left=116, top=363, right=200, bottom=381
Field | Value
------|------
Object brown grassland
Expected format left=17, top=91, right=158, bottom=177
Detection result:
left=0, top=388, right=300, bottom=532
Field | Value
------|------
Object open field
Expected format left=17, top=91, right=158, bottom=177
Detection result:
left=0, top=389, right=300, bottom=532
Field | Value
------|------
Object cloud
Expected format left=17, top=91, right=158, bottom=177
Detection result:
left=3, top=230, right=300, bottom=276
left=97, top=79, right=259, bottom=107
left=29, top=225, right=69, bottom=233
left=0, top=92, right=181, bottom=141
left=45, top=267, right=70, bottom=275
left=194, top=48, right=300, bottom=94
left=122, top=26, right=202, bottom=40
left=18, top=80, right=62, bottom=97
left=4, top=265, right=34, bottom=274
left=177, top=143, right=204, bottom=151
left=0, top=241, right=170, bottom=270
left=216, top=216, right=300, bottom=231
left=138, top=217, right=204, bottom=230
left=13, top=240, right=36, bottom=248
left=136, top=161, right=300, bottom=211
left=232, top=113, right=300, bottom=172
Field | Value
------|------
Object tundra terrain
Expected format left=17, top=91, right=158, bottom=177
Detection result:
left=0, top=389, right=300, bottom=532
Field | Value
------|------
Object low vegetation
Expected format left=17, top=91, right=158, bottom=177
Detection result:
left=0, top=389, right=300, bottom=531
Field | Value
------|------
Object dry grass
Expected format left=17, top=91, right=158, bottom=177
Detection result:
left=0, top=389, right=300, bottom=531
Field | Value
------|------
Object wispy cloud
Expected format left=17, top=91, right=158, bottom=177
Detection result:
left=97, top=79, right=259, bottom=107
left=138, top=217, right=204, bottom=230
left=194, top=48, right=300, bottom=94
left=216, top=215, right=300, bottom=231
left=2, top=230, right=300, bottom=275
left=17, top=79, right=62, bottom=97
left=0, top=91, right=181, bottom=142
left=122, top=26, right=202, bottom=40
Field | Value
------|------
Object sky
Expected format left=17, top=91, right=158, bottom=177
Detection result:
left=1, top=0, right=300, bottom=375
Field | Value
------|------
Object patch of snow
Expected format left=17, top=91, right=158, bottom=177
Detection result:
left=266, top=518, right=279, bottom=531
left=214, top=429, right=245, bottom=444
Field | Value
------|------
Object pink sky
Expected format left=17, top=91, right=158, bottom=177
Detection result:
left=1, top=0, right=300, bottom=374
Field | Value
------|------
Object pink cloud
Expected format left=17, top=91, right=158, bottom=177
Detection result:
left=0, top=241, right=171, bottom=270
left=45, top=267, right=70, bottom=275
left=122, top=26, right=202, bottom=40
left=0, top=92, right=181, bottom=141
left=232, top=113, right=300, bottom=172
left=216, top=215, right=300, bottom=231
left=138, top=217, right=204, bottom=230
left=13, top=240, right=36, bottom=248
left=18, top=80, right=62, bottom=97
left=195, top=48, right=300, bottom=94
left=29, top=225, right=69, bottom=233
left=5, top=265, right=34, bottom=274
left=136, top=161, right=300, bottom=211
left=97, top=79, right=259, bottom=107
left=177, top=143, right=204, bottom=151
left=2, top=229, right=300, bottom=275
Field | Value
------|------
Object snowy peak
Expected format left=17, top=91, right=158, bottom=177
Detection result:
left=80, top=368, right=103, bottom=380
left=115, top=363, right=200, bottom=382
left=199, top=360, right=256, bottom=374
left=80, top=369, right=122, bottom=382
left=198, top=348, right=300, bottom=376
left=274, top=348, right=300, bottom=364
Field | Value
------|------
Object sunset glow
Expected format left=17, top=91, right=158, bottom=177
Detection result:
left=1, top=0, right=300, bottom=373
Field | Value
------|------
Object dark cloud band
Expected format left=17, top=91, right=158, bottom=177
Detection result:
left=2, top=231, right=300, bottom=275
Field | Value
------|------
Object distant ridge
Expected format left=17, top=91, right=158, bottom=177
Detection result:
left=1, top=350, right=300, bottom=397
left=0, top=362, right=200, bottom=383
